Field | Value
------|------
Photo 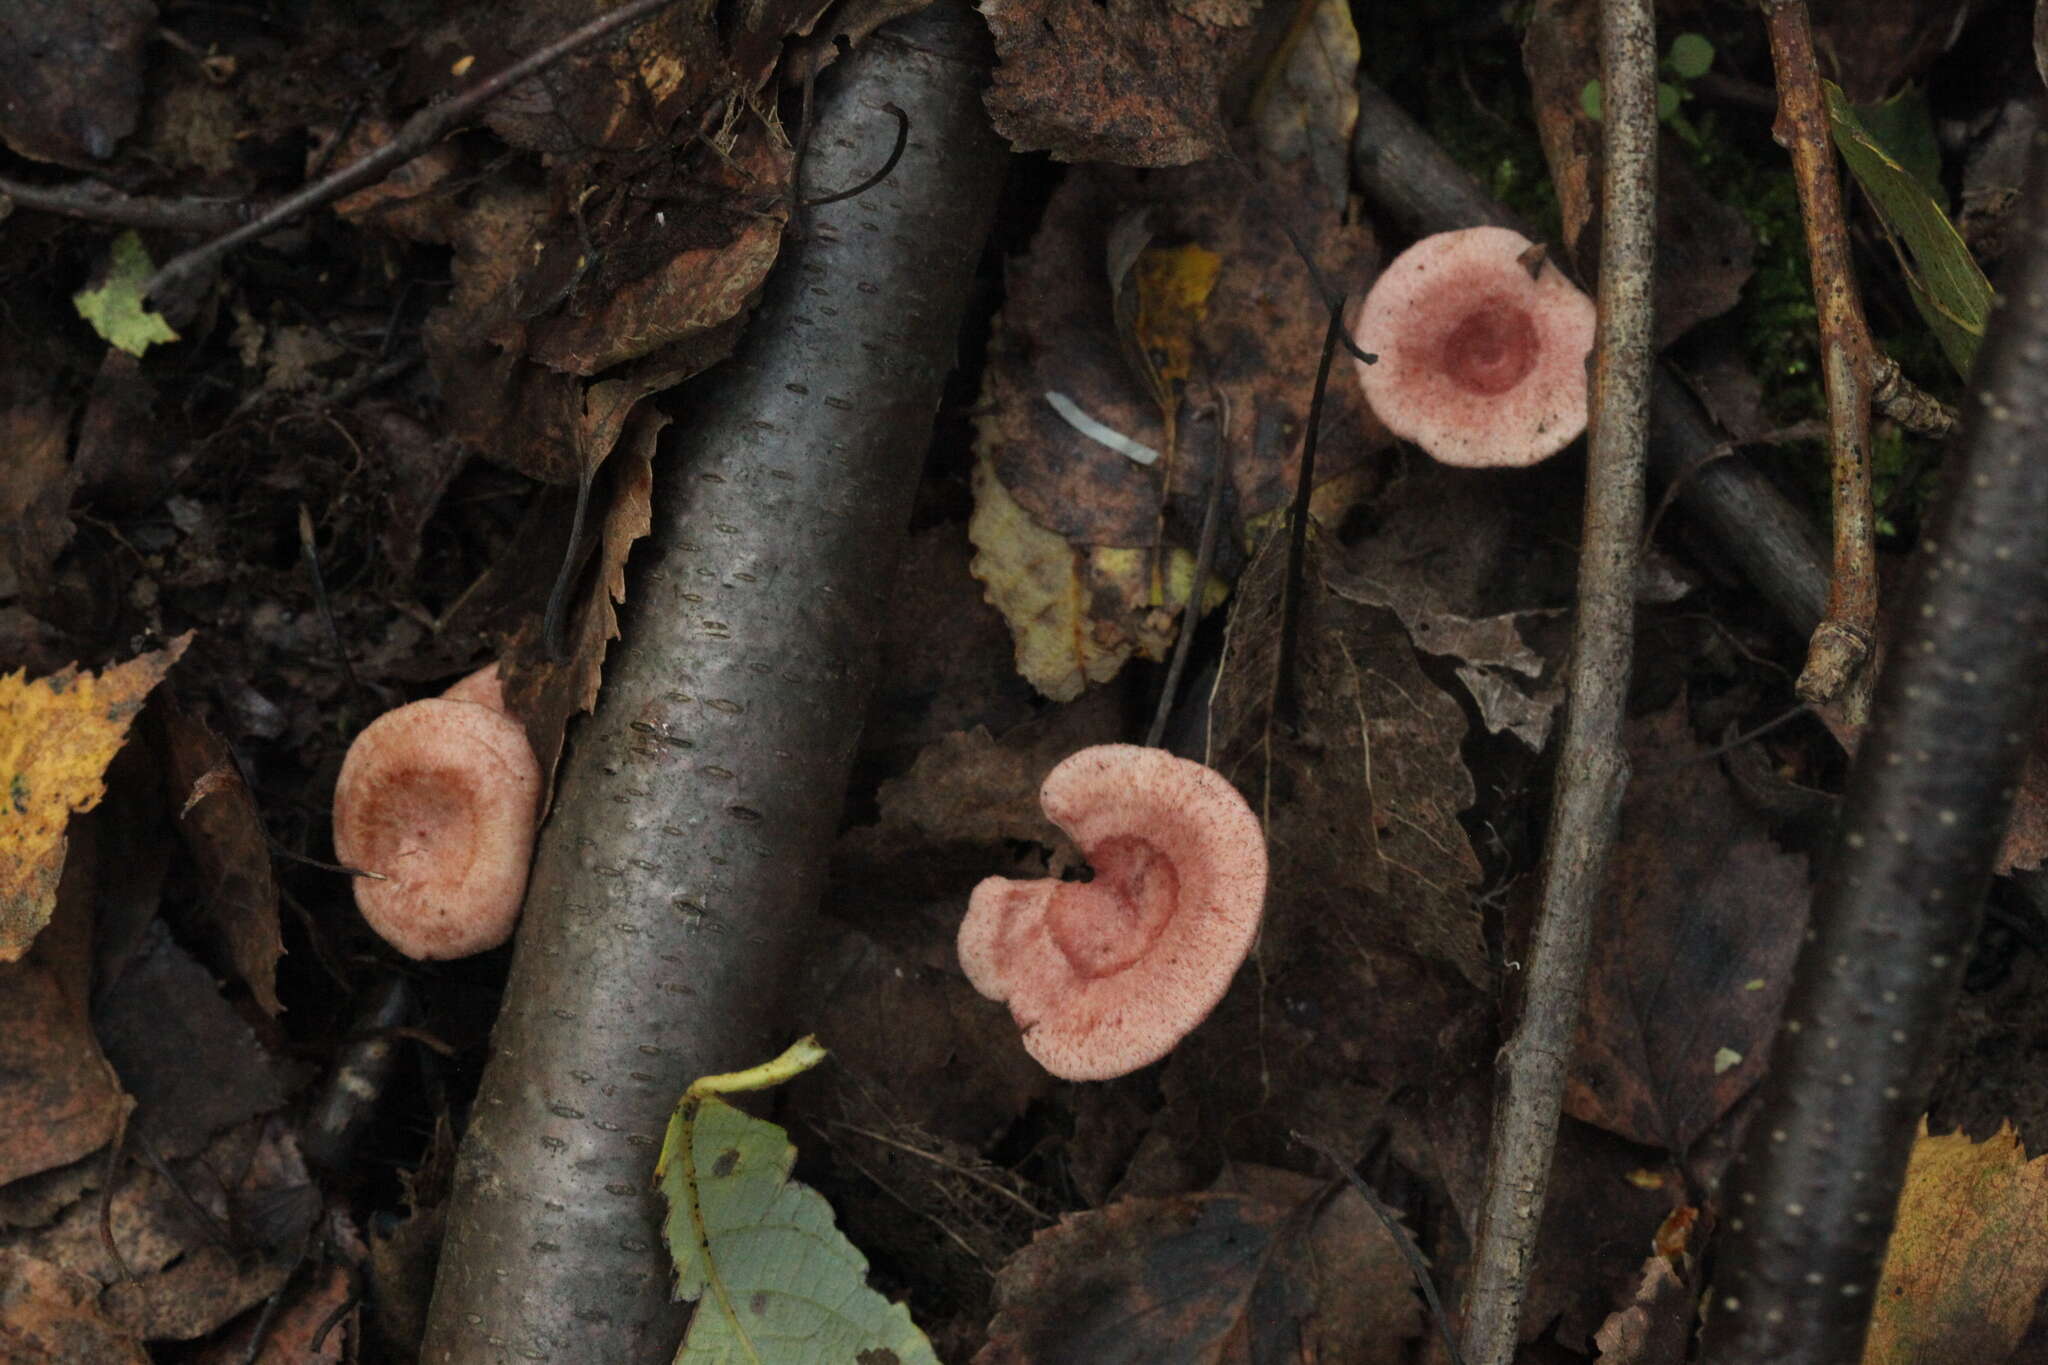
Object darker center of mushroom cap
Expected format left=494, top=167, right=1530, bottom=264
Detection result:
left=1438, top=298, right=1539, bottom=397
left=1044, top=834, right=1180, bottom=979
left=352, top=766, right=480, bottom=881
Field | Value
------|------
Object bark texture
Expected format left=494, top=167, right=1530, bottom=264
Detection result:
left=1699, top=122, right=2048, bottom=1365
left=1458, top=1, right=1657, bottom=1357
left=419, top=8, right=1005, bottom=1359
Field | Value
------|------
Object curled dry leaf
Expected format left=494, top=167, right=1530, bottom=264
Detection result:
left=0, top=633, right=190, bottom=960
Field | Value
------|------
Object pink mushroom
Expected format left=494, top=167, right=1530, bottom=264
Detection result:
left=331, top=666, right=540, bottom=959
left=958, top=745, right=1267, bottom=1080
left=1349, top=225, right=1597, bottom=468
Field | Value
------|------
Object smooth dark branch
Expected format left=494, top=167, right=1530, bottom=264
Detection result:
left=416, top=7, right=1005, bottom=1360
left=1698, top=126, right=2048, bottom=1365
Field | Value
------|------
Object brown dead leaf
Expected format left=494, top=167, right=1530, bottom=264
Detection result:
left=1, top=1118, right=312, bottom=1344
left=1565, top=704, right=1813, bottom=1152
left=94, top=920, right=290, bottom=1163
left=1864, top=1120, right=2048, bottom=1365
left=0, top=633, right=190, bottom=960
left=981, top=159, right=1381, bottom=550
left=979, top=0, right=1250, bottom=166
left=1591, top=1255, right=1693, bottom=1365
left=978, top=1181, right=1418, bottom=1364
left=315, top=116, right=463, bottom=241
left=1210, top=1164, right=1423, bottom=1362
left=972, top=155, right=1381, bottom=697
left=0, top=828, right=125, bottom=1189
left=0, top=0, right=152, bottom=166
left=0, top=399, right=79, bottom=606
left=473, top=2, right=724, bottom=157
left=503, top=402, right=665, bottom=797
left=197, top=1262, right=353, bottom=1364
left=423, top=123, right=782, bottom=482
left=1523, top=0, right=1601, bottom=259
left=1211, top=525, right=1490, bottom=987
left=0, top=1250, right=149, bottom=1363
left=160, top=703, right=282, bottom=1016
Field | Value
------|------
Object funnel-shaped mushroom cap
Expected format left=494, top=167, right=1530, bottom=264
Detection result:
left=958, top=745, right=1266, bottom=1081
left=333, top=697, right=541, bottom=959
left=1350, top=225, right=1596, bottom=468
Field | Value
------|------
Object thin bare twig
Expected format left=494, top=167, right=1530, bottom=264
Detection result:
left=142, top=0, right=697, bottom=308
left=1458, top=3, right=1657, bottom=1362
left=1765, top=0, right=1881, bottom=720
left=0, top=175, right=250, bottom=233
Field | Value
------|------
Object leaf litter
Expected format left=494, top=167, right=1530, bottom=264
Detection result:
left=6, top=0, right=2048, bottom=1359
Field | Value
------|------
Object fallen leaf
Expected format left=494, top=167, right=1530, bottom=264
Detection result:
left=0, top=826, right=125, bottom=1188
left=656, top=1038, right=942, bottom=1364
left=160, top=703, right=283, bottom=1015
left=1249, top=0, right=1360, bottom=201
left=94, top=919, right=290, bottom=1163
left=1591, top=1255, right=1693, bottom=1365
left=1829, top=81, right=1994, bottom=377
left=977, top=1181, right=1419, bottom=1364
left=0, top=0, right=152, bottom=166
left=502, top=401, right=665, bottom=800
left=1565, top=703, right=1812, bottom=1152
left=0, top=633, right=190, bottom=960
left=1210, top=525, right=1490, bottom=987
left=71, top=232, right=180, bottom=358
left=1, top=1118, right=310, bottom=1343
left=967, top=454, right=1221, bottom=702
left=1864, top=1120, right=2048, bottom=1365
left=0, top=1250, right=148, bottom=1363
left=978, top=0, right=1250, bottom=166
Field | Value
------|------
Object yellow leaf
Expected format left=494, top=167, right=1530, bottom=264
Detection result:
left=0, top=635, right=191, bottom=959
left=968, top=456, right=1223, bottom=701
left=1864, top=1118, right=2048, bottom=1364
left=1132, top=243, right=1222, bottom=399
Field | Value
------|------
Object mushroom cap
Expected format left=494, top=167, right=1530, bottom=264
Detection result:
left=957, top=744, right=1266, bottom=1080
left=332, top=697, right=541, bottom=960
left=440, top=661, right=507, bottom=712
left=1349, top=225, right=1597, bottom=468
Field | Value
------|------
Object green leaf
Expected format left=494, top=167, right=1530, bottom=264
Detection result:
left=1656, top=82, right=1683, bottom=122
left=1848, top=86, right=1944, bottom=208
left=1826, top=80, right=1993, bottom=377
left=71, top=231, right=179, bottom=357
left=655, top=1037, right=940, bottom=1365
left=1666, top=32, right=1715, bottom=81
left=1581, top=78, right=1603, bottom=122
